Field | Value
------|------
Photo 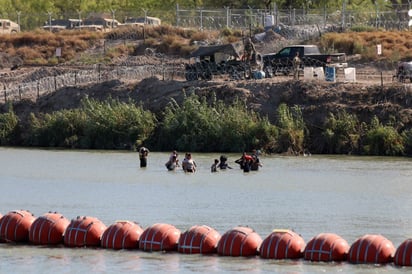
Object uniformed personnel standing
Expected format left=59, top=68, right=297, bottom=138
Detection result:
left=293, top=51, right=301, bottom=80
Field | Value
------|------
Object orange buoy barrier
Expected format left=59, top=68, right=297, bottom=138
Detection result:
left=217, top=226, right=262, bottom=257
left=260, top=229, right=305, bottom=259
left=0, top=210, right=35, bottom=243
left=64, top=216, right=107, bottom=247
left=394, top=239, right=412, bottom=266
left=178, top=225, right=221, bottom=254
left=101, top=221, right=144, bottom=250
left=139, top=223, right=181, bottom=252
left=348, top=234, right=395, bottom=264
left=29, top=212, right=69, bottom=245
left=304, top=233, right=349, bottom=262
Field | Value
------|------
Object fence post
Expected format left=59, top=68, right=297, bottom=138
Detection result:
left=341, top=0, right=346, bottom=30
left=3, top=85, right=6, bottom=102
left=19, top=85, right=22, bottom=100
left=225, top=6, right=230, bottom=28
left=37, top=81, right=40, bottom=100
left=176, top=3, right=179, bottom=27
left=199, top=8, right=203, bottom=30
left=54, top=75, right=57, bottom=92
left=162, top=57, right=165, bottom=81
left=98, top=63, right=101, bottom=83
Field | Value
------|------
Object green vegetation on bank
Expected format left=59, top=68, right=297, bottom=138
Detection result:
left=1, top=94, right=411, bottom=156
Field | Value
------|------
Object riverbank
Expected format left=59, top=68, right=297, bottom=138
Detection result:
left=1, top=75, right=411, bottom=155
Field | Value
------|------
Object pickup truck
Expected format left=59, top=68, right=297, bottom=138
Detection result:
left=263, top=45, right=347, bottom=76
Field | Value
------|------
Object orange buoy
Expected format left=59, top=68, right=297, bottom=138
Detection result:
left=178, top=225, right=221, bottom=254
left=348, top=234, right=395, bottom=264
left=304, top=233, right=349, bottom=262
left=139, top=223, right=181, bottom=252
left=260, top=229, right=305, bottom=259
left=101, top=221, right=144, bottom=250
left=0, top=210, right=35, bottom=243
left=394, top=238, right=412, bottom=266
left=217, top=226, right=262, bottom=257
left=64, top=216, right=106, bottom=247
left=29, top=212, right=70, bottom=245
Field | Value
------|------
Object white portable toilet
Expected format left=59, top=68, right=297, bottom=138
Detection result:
left=304, top=67, right=314, bottom=80
left=344, top=67, right=356, bottom=82
left=314, top=67, right=325, bottom=80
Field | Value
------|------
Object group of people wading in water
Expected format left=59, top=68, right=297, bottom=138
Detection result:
left=165, top=150, right=197, bottom=173
left=138, top=147, right=262, bottom=173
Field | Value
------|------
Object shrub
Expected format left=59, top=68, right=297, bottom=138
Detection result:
left=363, top=116, right=404, bottom=156
left=26, top=109, right=87, bottom=147
left=156, top=92, right=278, bottom=152
left=81, top=97, right=157, bottom=149
left=275, top=103, right=306, bottom=154
left=25, top=97, right=156, bottom=149
left=323, top=110, right=360, bottom=154
left=0, top=105, right=19, bottom=145
left=401, top=129, right=412, bottom=156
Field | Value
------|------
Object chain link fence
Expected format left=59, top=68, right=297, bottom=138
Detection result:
left=1, top=4, right=411, bottom=32
left=1, top=4, right=411, bottom=103
left=0, top=62, right=186, bottom=103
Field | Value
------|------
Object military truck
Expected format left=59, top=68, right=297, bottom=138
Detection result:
left=0, top=19, right=20, bottom=34
left=395, top=60, right=412, bottom=83
left=185, top=42, right=263, bottom=81
left=42, top=19, right=82, bottom=32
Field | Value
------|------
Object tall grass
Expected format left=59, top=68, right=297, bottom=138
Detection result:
left=276, top=103, right=306, bottom=154
left=155, top=92, right=278, bottom=152
left=322, top=110, right=361, bottom=154
left=321, top=31, right=412, bottom=61
left=363, top=116, right=404, bottom=156
left=26, top=97, right=156, bottom=149
left=3, top=96, right=412, bottom=156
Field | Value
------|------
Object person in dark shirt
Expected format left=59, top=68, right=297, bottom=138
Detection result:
left=138, top=147, right=149, bottom=167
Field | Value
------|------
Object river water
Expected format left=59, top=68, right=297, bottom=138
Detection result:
left=0, top=147, right=411, bottom=273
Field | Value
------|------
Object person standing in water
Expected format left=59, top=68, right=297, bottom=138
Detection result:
left=165, top=150, right=179, bottom=171
left=182, top=153, right=197, bottom=173
left=138, top=147, right=149, bottom=167
left=211, top=159, right=219, bottom=172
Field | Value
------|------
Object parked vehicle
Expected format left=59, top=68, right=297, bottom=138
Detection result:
left=263, top=45, right=347, bottom=76
left=395, top=61, right=412, bottom=83
left=76, top=18, right=122, bottom=32
left=124, top=16, right=161, bottom=26
left=0, top=19, right=20, bottom=34
left=185, top=42, right=263, bottom=81
left=42, top=19, right=82, bottom=32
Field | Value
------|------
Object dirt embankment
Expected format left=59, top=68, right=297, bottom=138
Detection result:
left=5, top=76, right=412, bottom=136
